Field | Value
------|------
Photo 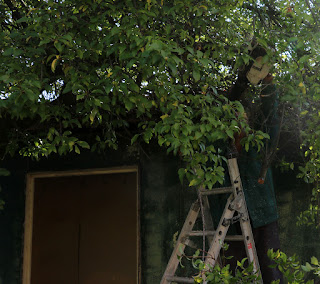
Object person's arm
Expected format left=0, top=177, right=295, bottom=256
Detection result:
left=260, top=74, right=280, bottom=148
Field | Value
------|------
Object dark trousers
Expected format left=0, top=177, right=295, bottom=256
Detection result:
left=253, top=221, right=284, bottom=284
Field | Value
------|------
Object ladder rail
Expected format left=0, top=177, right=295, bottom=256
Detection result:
left=227, top=158, right=261, bottom=278
left=204, top=193, right=235, bottom=267
left=160, top=201, right=200, bottom=284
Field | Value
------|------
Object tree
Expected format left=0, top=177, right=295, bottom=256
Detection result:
left=1, top=0, right=320, bottom=224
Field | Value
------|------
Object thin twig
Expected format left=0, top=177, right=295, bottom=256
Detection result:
left=305, top=0, right=319, bottom=26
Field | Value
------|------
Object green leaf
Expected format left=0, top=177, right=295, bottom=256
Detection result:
left=0, top=168, right=10, bottom=176
left=77, top=49, right=84, bottom=59
left=77, top=141, right=90, bottom=149
left=160, top=114, right=169, bottom=120
left=186, top=47, right=194, bottom=54
left=147, top=40, right=163, bottom=51
left=62, top=82, right=73, bottom=94
left=158, top=136, right=165, bottom=146
left=143, top=128, right=153, bottom=143
left=61, top=34, right=73, bottom=42
left=33, top=81, right=42, bottom=89
left=74, top=145, right=80, bottom=154
left=16, top=17, right=28, bottom=23
left=131, top=134, right=139, bottom=144
left=39, top=39, right=51, bottom=46
left=0, top=75, right=10, bottom=82
left=130, top=83, right=140, bottom=93
left=25, top=89, right=35, bottom=100
left=301, top=263, right=312, bottom=272
left=3, top=48, right=14, bottom=56
left=51, top=57, right=59, bottom=72
left=194, top=131, right=202, bottom=140
left=168, top=62, right=177, bottom=75
left=178, top=168, right=186, bottom=183
left=311, top=256, right=319, bottom=266
left=54, top=41, right=63, bottom=53
left=90, top=109, right=98, bottom=123
left=226, top=130, right=233, bottom=139
left=193, top=70, right=200, bottom=82
left=46, top=54, right=57, bottom=63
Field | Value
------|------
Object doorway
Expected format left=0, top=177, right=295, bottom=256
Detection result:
left=23, top=167, right=139, bottom=284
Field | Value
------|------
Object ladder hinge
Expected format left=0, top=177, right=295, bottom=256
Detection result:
left=222, top=213, right=244, bottom=226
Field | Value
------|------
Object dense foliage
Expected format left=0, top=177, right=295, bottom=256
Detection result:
left=1, top=0, right=320, bottom=223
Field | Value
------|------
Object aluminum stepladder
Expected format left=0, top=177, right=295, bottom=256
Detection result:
left=160, top=158, right=262, bottom=284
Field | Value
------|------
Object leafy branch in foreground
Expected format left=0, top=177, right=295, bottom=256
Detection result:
left=192, top=257, right=260, bottom=283
left=183, top=249, right=320, bottom=283
left=178, top=248, right=260, bottom=283
left=268, top=249, right=320, bottom=284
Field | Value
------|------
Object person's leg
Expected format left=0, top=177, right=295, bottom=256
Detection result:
left=253, top=221, right=284, bottom=283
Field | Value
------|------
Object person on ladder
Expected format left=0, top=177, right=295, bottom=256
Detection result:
left=227, top=56, right=284, bottom=283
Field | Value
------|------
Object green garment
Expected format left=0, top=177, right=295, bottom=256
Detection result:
left=240, top=83, right=280, bottom=228
left=211, top=84, right=280, bottom=228
left=239, top=151, right=278, bottom=228
left=211, top=156, right=278, bottom=229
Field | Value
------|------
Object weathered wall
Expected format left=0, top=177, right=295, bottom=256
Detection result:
left=0, top=146, right=195, bottom=284
left=0, top=147, right=319, bottom=283
left=0, top=159, right=25, bottom=284
left=274, top=169, right=320, bottom=263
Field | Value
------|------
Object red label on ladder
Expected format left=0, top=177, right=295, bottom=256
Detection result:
left=248, top=243, right=253, bottom=250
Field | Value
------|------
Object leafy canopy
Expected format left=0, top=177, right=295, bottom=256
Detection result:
left=1, top=0, right=320, bottom=200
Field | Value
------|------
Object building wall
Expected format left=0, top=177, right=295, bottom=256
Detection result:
left=0, top=147, right=194, bottom=284
left=274, top=170, right=320, bottom=263
left=0, top=147, right=319, bottom=283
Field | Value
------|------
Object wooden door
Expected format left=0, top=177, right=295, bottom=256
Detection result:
left=29, top=172, right=138, bottom=284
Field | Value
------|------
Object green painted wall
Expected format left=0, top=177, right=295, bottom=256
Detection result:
left=0, top=147, right=319, bottom=283
left=274, top=170, right=320, bottom=263
left=0, top=147, right=194, bottom=284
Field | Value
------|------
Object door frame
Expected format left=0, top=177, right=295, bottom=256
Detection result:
left=23, top=166, right=140, bottom=284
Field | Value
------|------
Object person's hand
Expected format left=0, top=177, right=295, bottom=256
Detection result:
left=262, top=73, right=274, bottom=84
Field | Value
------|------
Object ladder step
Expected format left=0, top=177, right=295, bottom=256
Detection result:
left=200, top=187, right=233, bottom=195
left=187, top=230, right=215, bottom=236
left=187, top=231, right=243, bottom=241
left=225, top=235, right=244, bottom=241
left=166, top=276, right=195, bottom=283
